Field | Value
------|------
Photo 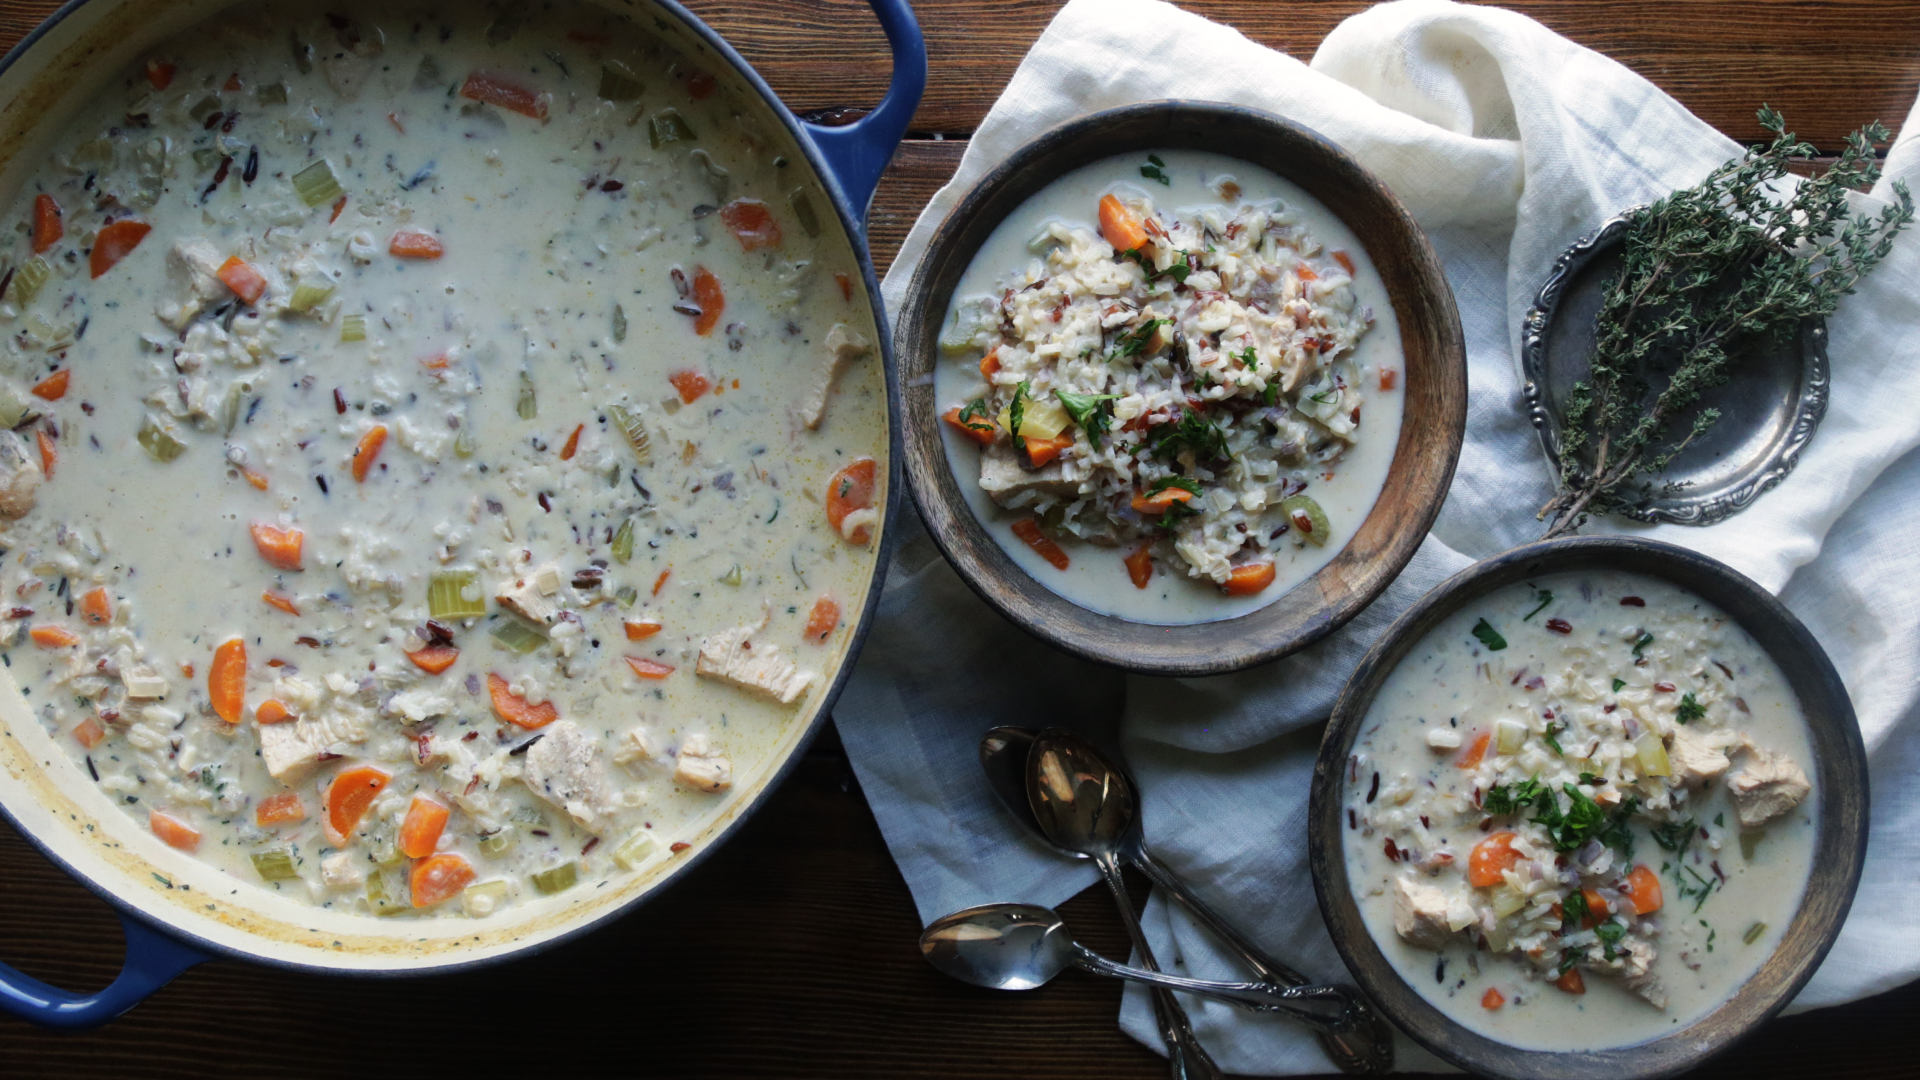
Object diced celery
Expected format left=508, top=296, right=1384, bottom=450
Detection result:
left=289, top=281, right=334, bottom=313
left=137, top=417, right=187, bottom=463
left=428, top=569, right=487, bottom=620
left=292, top=159, right=342, bottom=207
left=607, top=403, right=650, bottom=464
left=191, top=147, right=223, bottom=172
left=1635, top=731, right=1671, bottom=777
left=719, top=564, right=743, bottom=587
left=0, top=385, right=32, bottom=429
left=10, top=255, right=50, bottom=304
left=612, top=830, right=656, bottom=871
left=366, top=869, right=410, bottom=915
left=250, top=848, right=299, bottom=881
left=462, top=879, right=511, bottom=918
left=611, top=518, right=635, bottom=564
left=1280, top=494, right=1332, bottom=547
left=453, top=425, right=475, bottom=459
left=490, top=616, right=547, bottom=654
left=598, top=61, right=644, bottom=101
left=254, top=81, right=289, bottom=105
left=220, top=384, right=246, bottom=436
left=612, top=302, right=627, bottom=343
left=999, top=396, right=1070, bottom=441
left=1739, top=830, right=1762, bottom=861
left=787, top=187, right=821, bottom=238
left=1495, top=718, right=1528, bottom=755
left=614, top=585, right=638, bottom=608
left=1491, top=886, right=1528, bottom=918
left=516, top=371, right=537, bottom=419
left=288, top=27, right=313, bottom=73
left=530, top=862, right=578, bottom=895
left=1742, top=921, right=1768, bottom=945
left=647, top=108, right=696, bottom=149
left=480, top=829, right=514, bottom=856
left=340, top=314, right=366, bottom=342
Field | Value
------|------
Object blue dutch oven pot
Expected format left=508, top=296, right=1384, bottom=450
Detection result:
left=0, top=0, right=924, bottom=1028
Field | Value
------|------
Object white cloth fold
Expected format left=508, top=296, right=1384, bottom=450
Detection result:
left=838, top=0, right=1920, bottom=1072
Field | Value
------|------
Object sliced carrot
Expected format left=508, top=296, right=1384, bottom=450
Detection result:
left=1577, top=888, right=1610, bottom=928
left=1455, top=730, right=1492, bottom=769
left=254, top=698, right=293, bottom=724
left=35, top=428, right=55, bottom=479
left=240, top=466, right=270, bottom=490
left=1468, top=832, right=1521, bottom=888
left=330, top=194, right=348, bottom=223
left=90, top=219, right=151, bottom=278
left=623, top=618, right=662, bottom=641
left=29, top=625, right=78, bottom=649
left=387, top=111, right=406, bottom=135
left=1097, top=194, right=1150, bottom=253
left=804, top=596, right=840, bottom=644
left=72, top=715, right=105, bottom=749
left=410, top=852, right=476, bottom=908
left=625, top=655, right=675, bottom=680
left=1024, top=432, right=1073, bottom=467
left=1011, top=518, right=1069, bottom=571
left=223, top=72, right=242, bottom=92
left=30, top=193, right=62, bottom=255
left=1553, top=967, right=1586, bottom=995
left=669, top=369, right=712, bottom=404
left=149, top=809, right=200, bottom=851
left=1480, top=987, right=1505, bottom=1010
left=324, top=764, right=390, bottom=846
left=209, top=638, right=245, bottom=723
left=980, top=350, right=1001, bottom=379
left=560, top=423, right=584, bottom=461
left=351, top=425, right=387, bottom=482
left=408, top=644, right=459, bottom=674
left=255, top=791, right=306, bottom=827
left=144, top=59, right=176, bottom=91
left=943, top=406, right=997, bottom=446
left=1130, top=486, right=1193, bottom=515
left=1623, top=865, right=1663, bottom=915
left=487, top=673, right=558, bottom=729
left=835, top=271, right=853, bottom=302
left=399, top=795, right=450, bottom=859
left=1296, top=264, right=1319, bottom=282
left=261, top=590, right=300, bottom=616
left=30, top=369, right=69, bottom=401
left=1223, top=561, right=1276, bottom=596
left=1124, top=542, right=1153, bottom=589
left=825, top=457, right=877, bottom=545
left=216, top=255, right=268, bottom=305
left=1332, top=250, right=1356, bottom=276
left=652, top=569, right=671, bottom=596
left=80, top=587, right=111, bottom=625
left=719, top=198, right=782, bottom=251
left=249, top=522, right=304, bottom=571
left=389, top=229, right=444, bottom=259
left=691, top=266, right=724, bottom=336
left=459, top=71, right=549, bottom=119
left=1379, top=368, right=1398, bottom=391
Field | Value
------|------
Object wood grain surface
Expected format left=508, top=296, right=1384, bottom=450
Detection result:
left=0, top=1, right=1917, bottom=1077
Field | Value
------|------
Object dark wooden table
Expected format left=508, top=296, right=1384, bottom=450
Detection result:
left=2, top=2, right=1916, bottom=1076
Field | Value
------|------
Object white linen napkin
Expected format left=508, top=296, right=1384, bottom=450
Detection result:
left=834, top=0, right=1920, bottom=1072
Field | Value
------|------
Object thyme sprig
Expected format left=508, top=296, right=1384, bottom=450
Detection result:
left=1539, top=108, right=1914, bottom=537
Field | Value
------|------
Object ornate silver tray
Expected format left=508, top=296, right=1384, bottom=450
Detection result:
left=1521, top=210, right=1828, bottom=527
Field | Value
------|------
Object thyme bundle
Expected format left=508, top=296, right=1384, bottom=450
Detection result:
left=1539, top=108, right=1914, bottom=538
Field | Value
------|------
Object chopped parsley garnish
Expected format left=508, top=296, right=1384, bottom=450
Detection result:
left=1150, top=409, right=1230, bottom=463
left=1543, top=722, right=1565, bottom=756
left=1007, top=381, right=1031, bottom=438
left=1651, top=817, right=1698, bottom=858
left=1232, top=346, right=1256, bottom=369
left=1555, top=951, right=1579, bottom=977
left=1148, top=476, right=1202, bottom=497
left=1523, top=589, right=1553, bottom=620
left=1579, top=771, right=1606, bottom=785
left=1595, top=919, right=1627, bottom=959
left=1471, top=618, right=1507, bottom=651
left=1122, top=249, right=1192, bottom=285
left=1631, top=631, right=1655, bottom=658
left=1612, top=677, right=1626, bottom=692
left=1307, top=388, right=1339, bottom=404
left=1261, top=380, right=1278, bottom=407
left=1487, top=776, right=1635, bottom=854
left=1676, top=692, right=1705, bottom=724
left=1139, top=154, right=1170, bottom=186
left=1677, top=865, right=1719, bottom=912
left=958, top=397, right=989, bottom=424
left=1055, top=390, right=1118, bottom=449
left=1482, top=777, right=1545, bottom=816
left=1561, top=888, right=1592, bottom=930
left=1109, top=318, right=1170, bottom=360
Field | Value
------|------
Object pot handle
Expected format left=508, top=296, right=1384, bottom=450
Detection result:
left=801, top=0, right=926, bottom=226
left=0, top=911, right=207, bottom=1028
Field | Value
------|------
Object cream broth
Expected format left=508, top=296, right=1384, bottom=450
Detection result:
left=934, top=150, right=1403, bottom=625
left=1343, top=572, right=1815, bottom=1051
left=0, top=1, right=886, bottom=917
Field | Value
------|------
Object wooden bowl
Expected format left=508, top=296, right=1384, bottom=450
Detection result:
left=1307, top=537, right=1869, bottom=1080
left=891, top=102, right=1466, bottom=675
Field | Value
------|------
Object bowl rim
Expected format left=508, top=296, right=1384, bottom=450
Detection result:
left=891, top=99, right=1466, bottom=676
left=1307, top=536, right=1869, bottom=1080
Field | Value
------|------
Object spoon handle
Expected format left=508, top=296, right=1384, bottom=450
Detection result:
left=1071, top=943, right=1355, bottom=1029
left=1129, top=846, right=1309, bottom=987
left=1094, top=854, right=1223, bottom=1080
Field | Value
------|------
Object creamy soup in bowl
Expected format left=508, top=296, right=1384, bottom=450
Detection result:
left=0, top=0, right=888, bottom=924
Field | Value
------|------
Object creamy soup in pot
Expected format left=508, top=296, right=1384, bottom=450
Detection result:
left=0, top=0, right=886, bottom=917
left=933, top=150, right=1403, bottom=625
left=1343, top=571, right=1816, bottom=1051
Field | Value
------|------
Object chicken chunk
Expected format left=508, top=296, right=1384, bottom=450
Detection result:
left=1728, top=749, right=1811, bottom=828
left=520, top=720, right=614, bottom=833
left=1391, top=875, right=1456, bottom=950
left=977, top=440, right=1081, bottom=508
left=696, top=618, right=816, bottom=705
left=1619, top=938, right=1667, bottom=1010
left=794, top=322, right=872, bottom=429
left=1666, top=725, right=1732, bottom=788
left=495, top=565, right=564, bottom=626
left=0, top=430, right=42, bottom=518
left=257, top=709, right=369, bottom=781
left=672, top=733, right=733, bottom=793
left=155, top=238, right=227, bottom=329
left=319, top=852, right=363, bottom=892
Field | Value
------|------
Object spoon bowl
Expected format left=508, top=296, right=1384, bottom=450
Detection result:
left=919, top=902, right=1075, bottom=992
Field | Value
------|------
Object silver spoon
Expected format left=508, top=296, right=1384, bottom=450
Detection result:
left=1019, top=728, right=1223, bottom=1080
left=993, top=726, right=1394, bottom=1073
left=921, top=902, right=1353, bottom=1024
